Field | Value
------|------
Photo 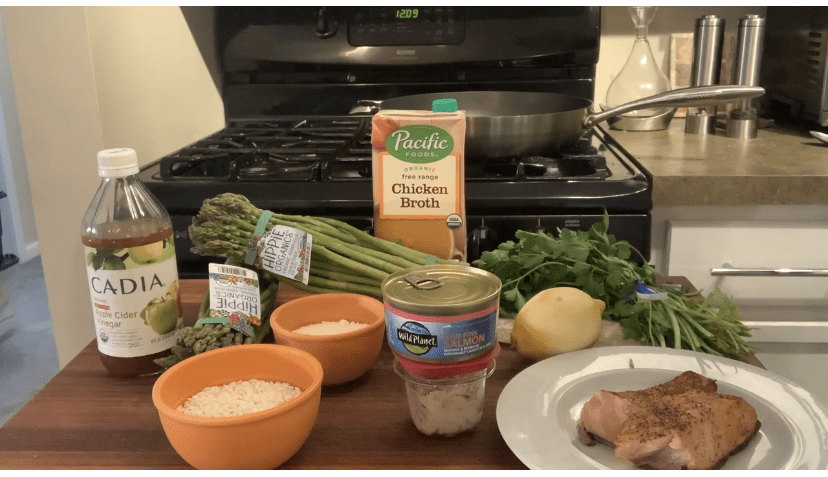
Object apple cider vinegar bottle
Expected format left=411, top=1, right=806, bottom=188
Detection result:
left=81, top=148, right=182, bottom=377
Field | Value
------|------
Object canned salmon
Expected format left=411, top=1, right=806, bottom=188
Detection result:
left=381, top=264, right=501, bottom=363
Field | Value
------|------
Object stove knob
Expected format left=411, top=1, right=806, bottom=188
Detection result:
left=314, top=7, right=338, bottom=38
left=468, top=225, right=498, bottom=262
left=533, top=224, right=546, bottom=234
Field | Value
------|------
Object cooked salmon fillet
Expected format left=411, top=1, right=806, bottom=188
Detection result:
left=577, top=371, right=760, bottom=470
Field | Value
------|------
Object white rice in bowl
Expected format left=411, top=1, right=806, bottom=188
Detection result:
left=177, top=378, right=302, bottom=418
left=293, top=320, right=368, bottom=335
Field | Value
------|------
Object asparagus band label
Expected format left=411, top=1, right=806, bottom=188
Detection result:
left=205, top=263, right=261, bottom=337
left=245, top=210, right=274, bottom=265
left=634, top=280, right=669, bottom=301
left=259, top=225, right=312, bottom=285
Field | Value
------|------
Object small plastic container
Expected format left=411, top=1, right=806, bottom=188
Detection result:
left=393, top=344, right=499, bottom=437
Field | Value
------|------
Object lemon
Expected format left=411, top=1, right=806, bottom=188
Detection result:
left=510, top=287, right=605, bottom=361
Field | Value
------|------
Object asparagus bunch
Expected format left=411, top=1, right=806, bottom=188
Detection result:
left=188, top=193, right=457, bottom=298
left=153, top=323, right=248, bottom=370
left=154, top=281, right=279, bottom=370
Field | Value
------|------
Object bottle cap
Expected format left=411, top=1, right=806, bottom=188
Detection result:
left=432, top=98, right=458, bottom=113
left=97, top=148, right=140, bottom=178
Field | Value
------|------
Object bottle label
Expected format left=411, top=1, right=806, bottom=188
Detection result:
left=84, top=234, right=181, bottom=358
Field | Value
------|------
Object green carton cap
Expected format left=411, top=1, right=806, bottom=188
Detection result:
left=432, top=98, right=458, bottom=113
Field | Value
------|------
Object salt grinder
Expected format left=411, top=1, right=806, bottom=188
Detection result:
left=726, top=14, right=765, bottom=139
left=685, top=15, right=726, bottom=135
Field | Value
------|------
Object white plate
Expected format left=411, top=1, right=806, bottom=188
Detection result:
left=496, top=346, right=828, bottom=470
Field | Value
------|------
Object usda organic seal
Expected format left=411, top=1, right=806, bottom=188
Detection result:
left=381, top=264, right=501, bottom=363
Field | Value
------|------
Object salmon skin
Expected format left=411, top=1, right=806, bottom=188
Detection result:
left=577, top=371, right=760, bottom=470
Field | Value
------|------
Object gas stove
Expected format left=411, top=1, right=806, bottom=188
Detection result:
left=139, top=7, right=653, bottom=278
left=143, top=117, right=648, bottom=204
left=139, top=117, right=651, bottom=277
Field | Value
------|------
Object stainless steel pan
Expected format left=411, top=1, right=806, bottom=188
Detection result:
left=352, top=85, right=765, bottom=158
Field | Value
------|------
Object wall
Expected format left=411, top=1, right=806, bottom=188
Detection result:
left=0, top=6, right=223, bottom=368
left=1, top=6, right=106, bottom=367
left=595, top=6, right=767, bottom=107
left=85, top=6, right=223, bottom=164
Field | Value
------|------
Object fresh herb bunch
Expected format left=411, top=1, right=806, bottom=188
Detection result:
left=473, top=214, right=753, bottom=360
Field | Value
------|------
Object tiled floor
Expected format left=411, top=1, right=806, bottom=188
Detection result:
left=0, top=257, right=59, bottom=427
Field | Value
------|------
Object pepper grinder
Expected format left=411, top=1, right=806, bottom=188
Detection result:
left=726, top=15, right=765, bottom=139
left=685, top=15, right=725, bottom=135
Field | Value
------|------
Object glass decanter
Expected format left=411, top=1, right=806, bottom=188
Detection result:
left=605, top=6, right=672, bottom=119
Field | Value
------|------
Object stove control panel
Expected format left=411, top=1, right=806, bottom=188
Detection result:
left=219, top=6, right=599, bottom=68
left=348, top=7, right=464, bottom=46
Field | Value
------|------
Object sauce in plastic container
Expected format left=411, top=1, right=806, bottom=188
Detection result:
left=393, top=344, right=500, bottom=436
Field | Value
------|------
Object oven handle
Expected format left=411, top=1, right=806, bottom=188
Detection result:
left=711, top=264, right=828, bottom=277
left=349, top=100, right=382, bottom=115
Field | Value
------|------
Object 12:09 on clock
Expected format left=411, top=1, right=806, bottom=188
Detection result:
left=396, top=8, right=419, bottom=19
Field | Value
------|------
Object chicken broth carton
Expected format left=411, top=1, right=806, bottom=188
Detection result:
left=371, top=99, right=466, bottom=261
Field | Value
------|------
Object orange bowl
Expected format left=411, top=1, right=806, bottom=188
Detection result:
left=151, top=344, right=323, bottom=469
left=270, top=293, right=385, bottom=386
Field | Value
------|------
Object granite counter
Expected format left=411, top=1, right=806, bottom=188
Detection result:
left=608, top=119, right=828, bottom=206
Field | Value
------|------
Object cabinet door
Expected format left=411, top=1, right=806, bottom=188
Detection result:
left=666, top=220, right=828, bottom=343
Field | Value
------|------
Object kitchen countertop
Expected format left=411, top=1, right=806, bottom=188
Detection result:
left=0, top=280, right=524, bottom=469
left=0, top=278, right=762, bottom=469
left=607, top=119, right=828, bottom=206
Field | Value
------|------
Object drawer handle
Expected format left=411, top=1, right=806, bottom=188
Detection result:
left=711, top=265, right=828, bottom=277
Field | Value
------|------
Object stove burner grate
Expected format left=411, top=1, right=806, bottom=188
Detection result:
left=467, top=155, right=610, bottom=181
left=230, top=153, right=320, bottom=181
left=156, top=118, right=617, bottom=183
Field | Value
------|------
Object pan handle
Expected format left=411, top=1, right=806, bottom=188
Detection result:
left=584, top=85, right=765, bottom=128
left=349, top=100, right=383, bottom=115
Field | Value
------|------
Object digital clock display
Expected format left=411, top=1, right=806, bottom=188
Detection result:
left=349, top=7, right=464, bottom=46
left=396, top=8, right=420, bottom=20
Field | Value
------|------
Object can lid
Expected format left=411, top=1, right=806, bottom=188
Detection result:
left=738, top=14, right=765, bottom=28
left=696, top=14, right=725, bottom=27
left=97, top=148, right=139, bottom=178
left=382, top=265, right=502, bottom=314
left=432, top=98, right=458, bottom=113
left=395, top=342, right=501, bottom=379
